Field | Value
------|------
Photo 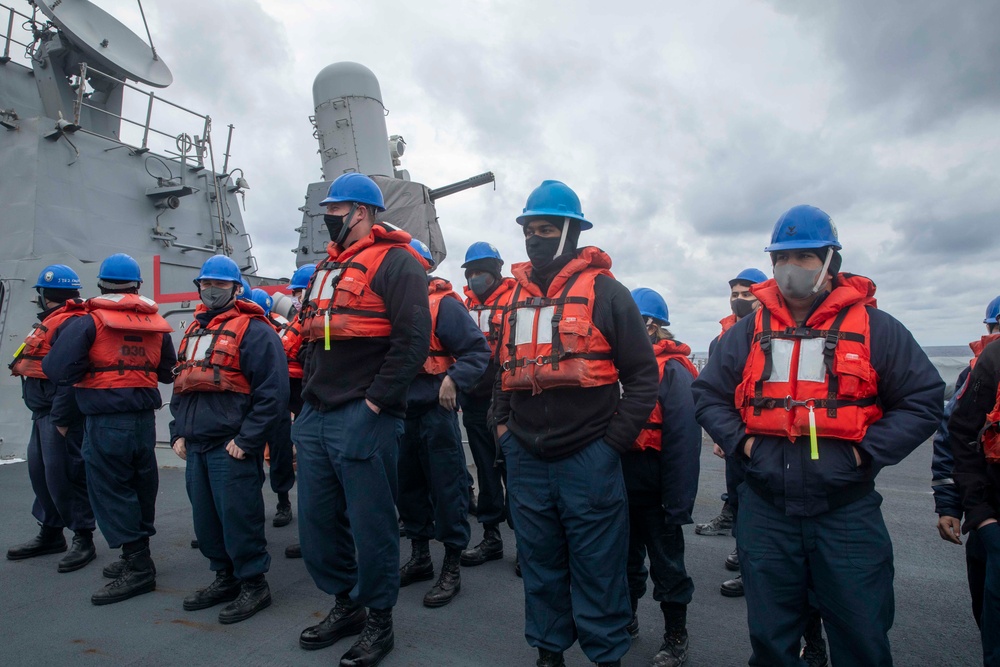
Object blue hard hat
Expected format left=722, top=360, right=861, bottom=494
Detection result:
left=764, top=205, right=842, bottom=253
left=985, top=295, right=1000, bottom=325
left=461, top=241, right=503, bottom=268
left=194, top=255, right=242, bottom=286
left=631, top=287, right=670, bottom=326
left=98, top=253, right=142, bottom=283
left=289, top=264, right=317, bottom=290
left=34, top=264, right=82, bottom=290
left=319, top=173, right=386, bottom=211
left=729, top=268, right=768, bottom=287
left=250, top=288, right=273, bottom=315
left=516, top=180, right=593, bottom=230
left=409, top=239, right=433, bottom=266
left=239, top=278, right=252, bottom=301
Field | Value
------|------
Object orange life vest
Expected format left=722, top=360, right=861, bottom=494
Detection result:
left=9, top=300, right=87, bottom=379
left=278, top=316, right=304, bottom=380
left=464, top=278, right=516, bottom=357
left=423, top=277, right=461, bottom=375
left=972, top=334, right=1000, bottom=463
left=970, top=333, right=1000, bottom=372
left=299, top=225, right=415, bottom=344
left=498, top=247, right=619, bottom=394
left=75, top=294, right=173, bottom=390
left=634, top=339, right=699, bottom=451
left=735, top=274, right=883, bottom=443
left=174, top=300, right=265, bottom=394
left=718, top=314, right=738, bottom=340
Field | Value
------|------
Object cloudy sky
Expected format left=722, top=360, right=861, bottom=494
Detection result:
left=91, top=0, right=1000, bottom=350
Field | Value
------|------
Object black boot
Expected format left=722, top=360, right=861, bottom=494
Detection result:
left=183, top=569, right=241, bottom=611
left=725, top=547, right=740, bottom=571
left=274, top=492, right=293, bottom=528
left=58, top=530, right=96, bottom=573
left=7, top=525, right=66, bottom=560
left=398, top=540, right=433, bottom=587
left=285, top=543, right=302, bottom=559
left=460, top=525, right=503, bottom=566
left=652, top=603, right=689, bottom=666
left=103, top=553, right=156, bottom=579
left=218, top=574, right=271, bottom=624
left=626, top=596, right=639, bottom=638
left=91, top=546, right=156, bottom=605
left=801, top=609, right=828, bottom=667
left=695, top=502, right=734, bottom=536
left=720, top=573, right=744, bottom=598
left=300, top=593, right=367, bottom=650
left=339, top=607, right=394, bottom=667
left=536, top=648, right=565, bottom=667
left=423, top=547, right=461, bottom=608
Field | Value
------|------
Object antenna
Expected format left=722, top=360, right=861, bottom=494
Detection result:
left=33, top=0, right=172, bottom=88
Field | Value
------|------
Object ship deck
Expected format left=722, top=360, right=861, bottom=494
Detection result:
left=0, top=438, right=981, bottom=666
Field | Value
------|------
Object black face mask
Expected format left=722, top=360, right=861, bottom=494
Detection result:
left=731, top=297, right=756, bottom=319
left=468, top=274, right=497, bottom=299
left=525, top=235, right=563, bottom=271
left=323, top=204, right=359, bottom=245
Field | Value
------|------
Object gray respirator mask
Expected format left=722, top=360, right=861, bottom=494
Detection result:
left=774, top=248, right=833, bottom=301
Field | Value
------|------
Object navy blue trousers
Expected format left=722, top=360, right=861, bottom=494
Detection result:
left=622, top=450, right=694, bottom=609
left=398, top=403, right=470, bottom=550
left=460, top=393, right=507, bottom=527
left=27, top=413, right=94, bottom=532
left=738, top=485, right=894, bottom=667
left=978, top=522, right=1000, bottom=666
left=293, top=399, right=403, bottom=609
left=501, top=432, right=632, bottom=663
left=186, top=445, right=270, bottom=580
left=268, top=409, right=296, bottom=495
left=81, top=411, right=158, bottom=549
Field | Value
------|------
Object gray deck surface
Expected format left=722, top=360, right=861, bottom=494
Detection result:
left=0, top=438, right=982, bottom=666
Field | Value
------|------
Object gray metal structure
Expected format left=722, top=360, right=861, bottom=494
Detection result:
left=0, top=1, right=492, bottom=459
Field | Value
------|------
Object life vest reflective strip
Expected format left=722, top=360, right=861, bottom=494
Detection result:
left=735, top=277, right=882, bottom=443
left=464, top=278, right=516, bottom=356
left=498, top=249, right=619, bottom=394
left=174, top=301, right=263, bottom=394
left=421, top=278, right=461, bottom=375
left=299, top=226, right=414, bottom=343
left=634, top=340, right=699, bottom=451
left=75, top=294, right=173, bottom=390
left=9, top=301, right=87, bottom=379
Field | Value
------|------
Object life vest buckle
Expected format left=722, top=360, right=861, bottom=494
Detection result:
left=783, top=396, right=816, bottom=411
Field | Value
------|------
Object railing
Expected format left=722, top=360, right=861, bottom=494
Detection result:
left=0, top=1, right=37, bottom=65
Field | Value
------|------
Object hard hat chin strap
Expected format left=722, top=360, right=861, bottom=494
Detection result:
left=335, top=203, right=360, bottom=247
left=810, top=247, right=835, bottom=295
left=554, top=217, right=570, bottom=258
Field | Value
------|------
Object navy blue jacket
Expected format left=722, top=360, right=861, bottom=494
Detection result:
left=19, top=305, right=84, bottom=424
left=406, top=284, right=490, bottom=411
left=692, top=303, right=943, bottom=517
left=932, top=365, right=971, bottom=518
left=657, top=357, right=702, bottom=524
left=949, top=338, right=1000, bottom=532
left=43, top=313, right=177, bottom=416
left=169, top=309, right=289, bottom=456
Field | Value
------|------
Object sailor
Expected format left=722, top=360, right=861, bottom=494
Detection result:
left=6, top=265, right=96, bottom=573
left=698, top=268, right=767, bottom=597
left=623, top=288, right=700, bottom=667
left=277, top=263, right=315, bottom=560
left=458, top=241, right=517, bottom=568
left=492, top=180, right=659, bottom=667
left=249, top=287, right=296, bottom=528
left=169, top=257, right=287, bottom=624
left=293, top=173, right=430, bottom=667
left=43, top=253, right=177, bottom=605
left=933, top=295, right=1000, bottom=632
left=950, top=301, right=1000, bottom=665
left=692, top=205, right=944, bottom=666
left=396, top=239, right=489, bottom=607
